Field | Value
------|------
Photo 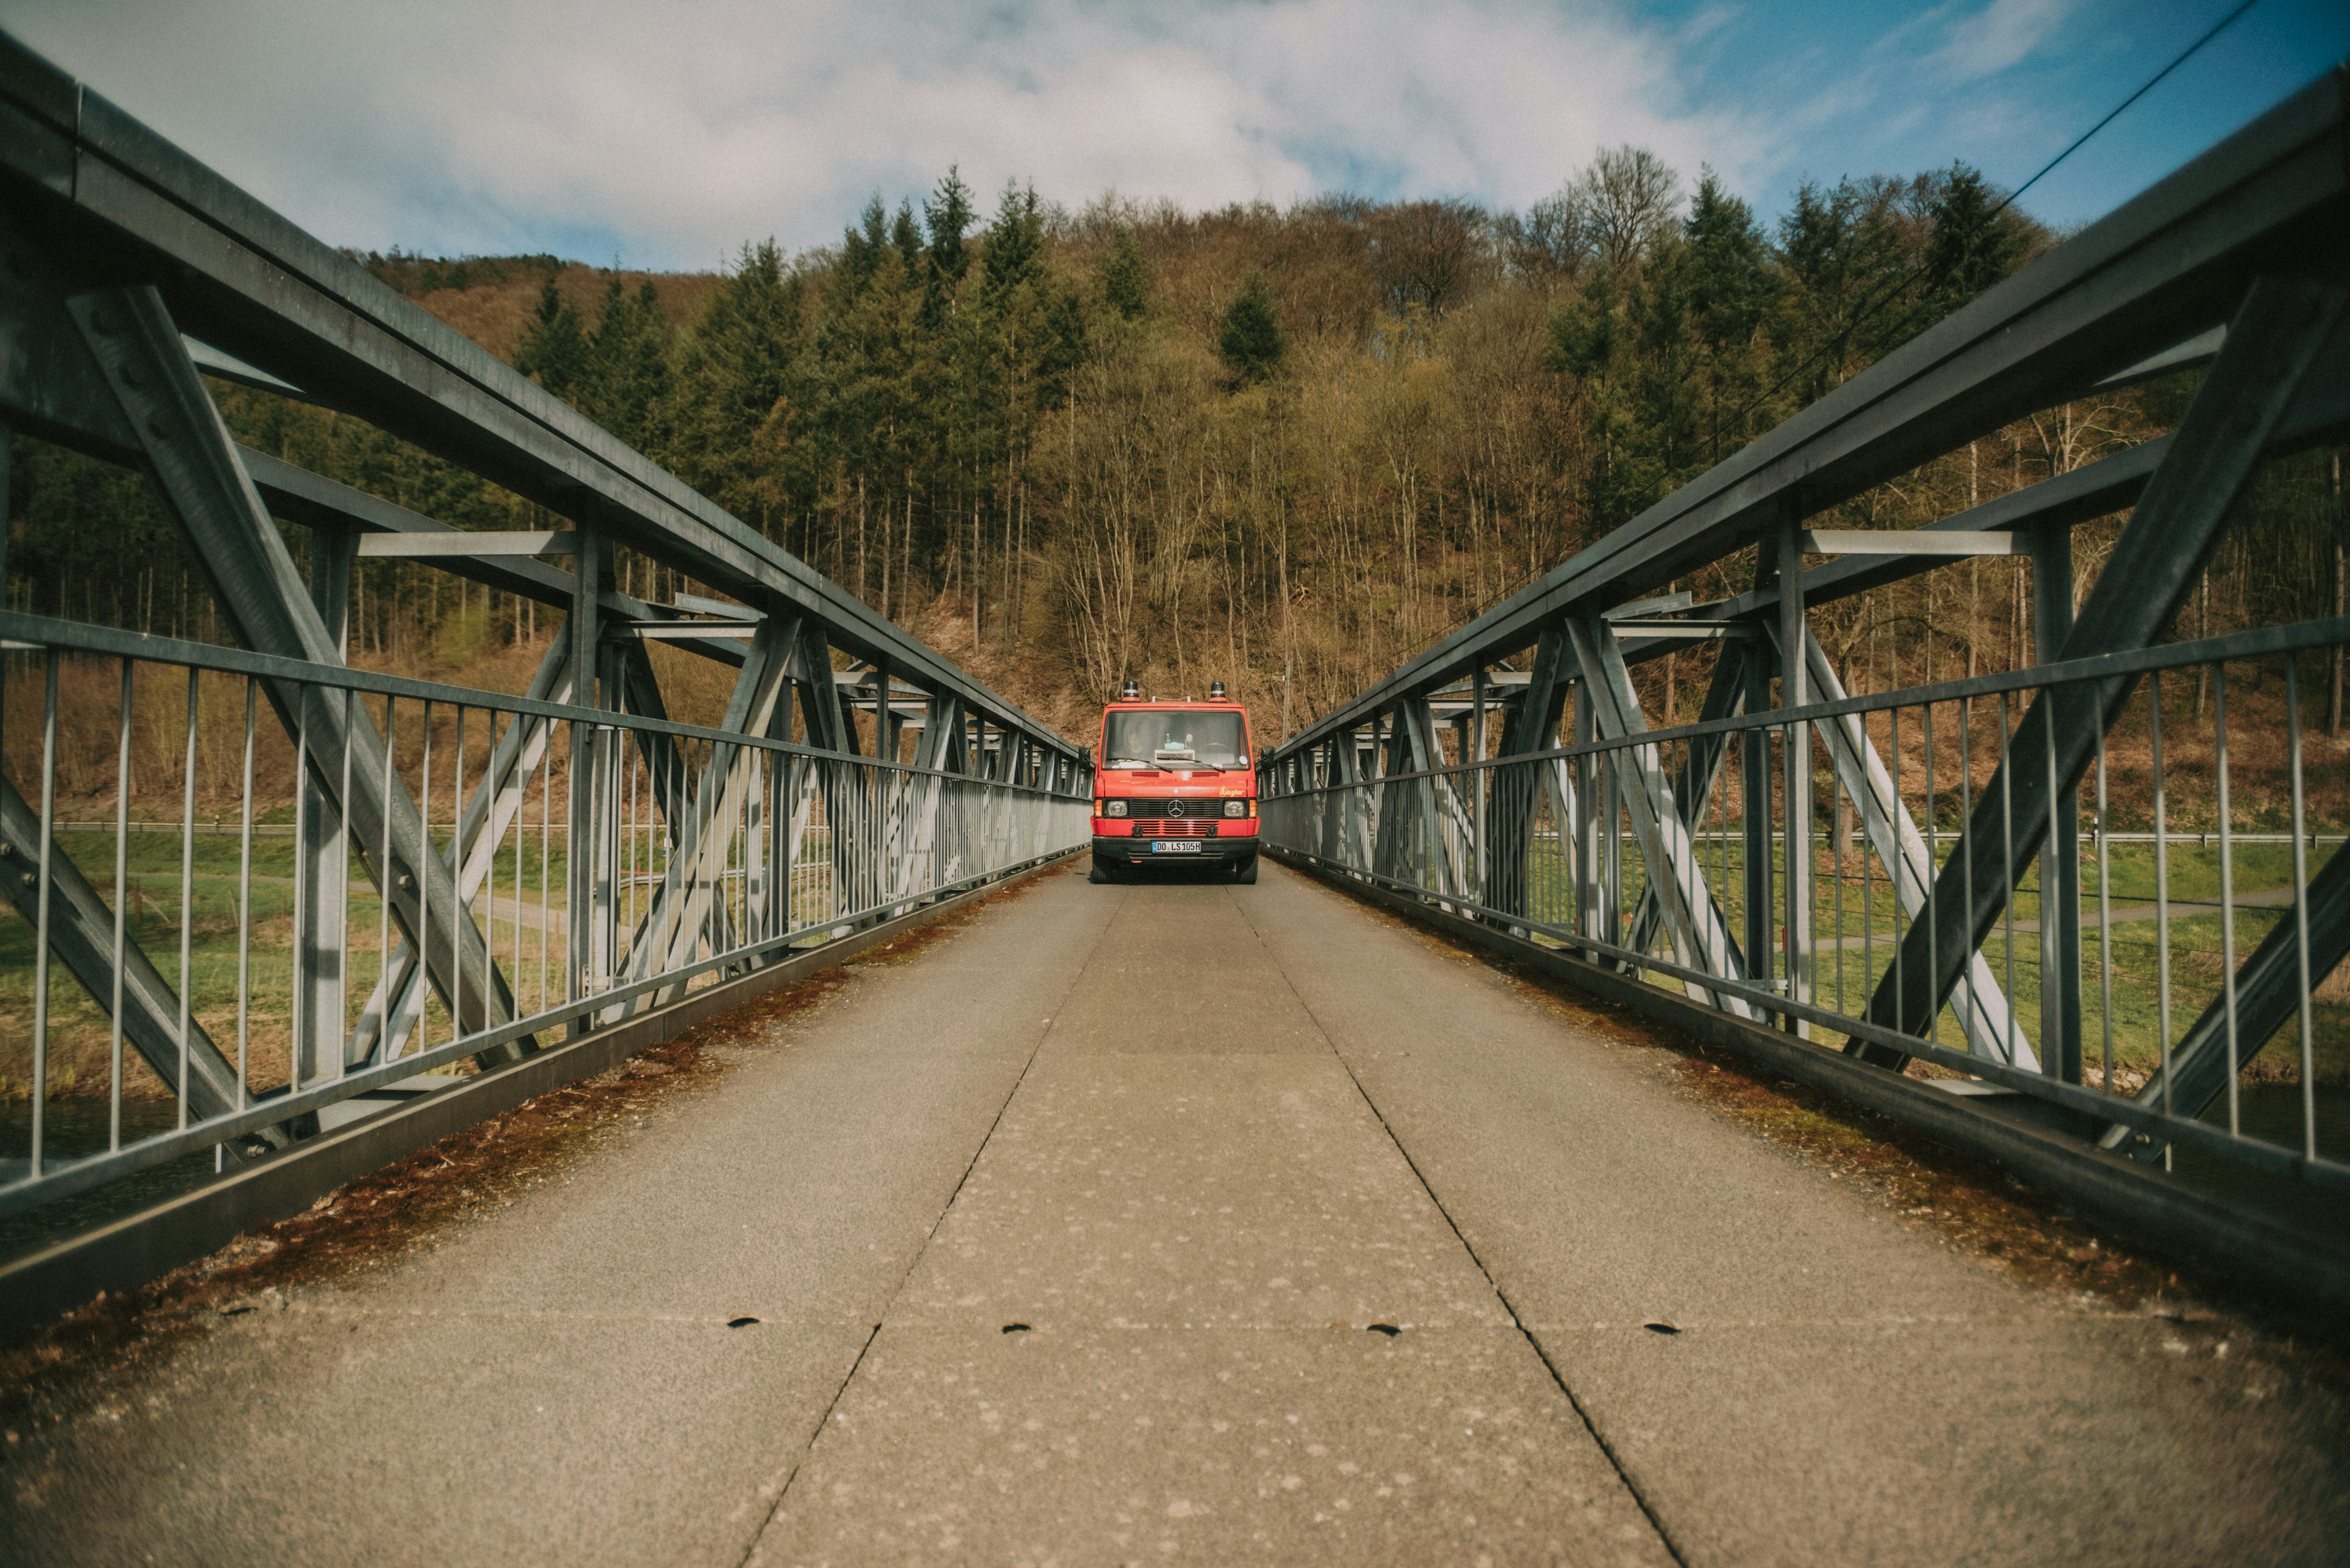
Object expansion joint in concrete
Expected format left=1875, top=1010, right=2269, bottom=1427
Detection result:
left=1230, top=884, right=1694, bottom=1568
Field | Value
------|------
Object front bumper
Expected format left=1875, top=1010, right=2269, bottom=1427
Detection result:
left=1091, top=834, right=1258, bottom=866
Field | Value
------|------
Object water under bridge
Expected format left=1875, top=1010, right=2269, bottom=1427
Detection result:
left=1, top=34, right=2348, bottom=1566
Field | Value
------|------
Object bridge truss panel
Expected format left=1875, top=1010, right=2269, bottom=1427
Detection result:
left=0, top=35, right=1090, bottom=1238
left=1260, top=68, right=2350, bottom=1205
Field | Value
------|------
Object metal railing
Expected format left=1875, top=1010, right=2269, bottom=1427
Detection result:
left=1264, top=618, right=2349, bottom=1194
left=0, top=614, right=1087, bottom=1220
left=0, top=32, right=1093, bottom=1267
left=1261, top=69, right=2350, bottom=1222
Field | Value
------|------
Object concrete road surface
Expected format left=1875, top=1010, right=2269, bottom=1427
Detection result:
left=6, top=860, right=2345, bottom=1566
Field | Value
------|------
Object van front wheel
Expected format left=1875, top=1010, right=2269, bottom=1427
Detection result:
left=1232, top=855, right=1258, bottom=885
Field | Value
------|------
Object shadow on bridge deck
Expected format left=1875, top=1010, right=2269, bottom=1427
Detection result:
left=8, top=861, right=2346, bottom=1565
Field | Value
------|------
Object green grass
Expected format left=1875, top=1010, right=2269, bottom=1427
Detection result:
left=1, top=819, right=880, bottom=1131
left=1505, top=831, right=2346, bottom=1088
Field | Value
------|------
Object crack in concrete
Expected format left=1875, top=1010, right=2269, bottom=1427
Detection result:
left=735, top=871, right=1123, bottom=1566
left=1230, top=866, right=1694, bottom=1568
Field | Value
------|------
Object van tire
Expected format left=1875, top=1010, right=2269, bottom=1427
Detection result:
left=1233, top=855, right=1258, bottom=885
left=1089, top=856, right=1117, bottom=885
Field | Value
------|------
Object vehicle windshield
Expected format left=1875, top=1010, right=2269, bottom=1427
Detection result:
left=1104, top=711, right=1247, bottom=770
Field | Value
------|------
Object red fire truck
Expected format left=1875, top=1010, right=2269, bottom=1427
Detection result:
left=1089, top=680, right=1259, bottom=884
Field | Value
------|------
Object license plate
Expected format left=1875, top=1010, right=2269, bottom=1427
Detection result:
left=1149, top=841, right=1202, bottom=854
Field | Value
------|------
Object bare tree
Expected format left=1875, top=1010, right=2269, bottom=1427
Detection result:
left=1578, top=146, right=1683, bottom=273
left=1498, top=186, right=1592, bottom=285
left=1366, top=198, right=1489, bottom=315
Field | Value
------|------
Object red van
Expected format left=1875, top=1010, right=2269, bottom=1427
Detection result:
left=1089, top=681, right=1259, bottom=884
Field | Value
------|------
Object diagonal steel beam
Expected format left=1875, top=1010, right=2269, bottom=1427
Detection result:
left=1768, top=625, right=2032, bottom=1068
left=67, top=284, right=531, bottom=1066
left=623, top=614, right=799, bottom=1007
left=2101, top=841, right=2350, bottom=1163
left=1566, top=616, right=1757, bottom=1018
left=1485, top=629, right=1572, bottom=921
left=1861, top=273, right=2350, bottom=1066
left=348, top=635, right=573, bottom=1068
left=1624, top=642, right=1753, bottom=972
left=0, top=778, right=291, bottom=1147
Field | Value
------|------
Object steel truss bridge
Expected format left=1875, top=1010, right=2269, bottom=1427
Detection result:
left=0, top=35, right=2347, bottom=1567
left=0, top=32, right=1089, bottom=1293
left=1258, top=72, right=2350, bottom=1245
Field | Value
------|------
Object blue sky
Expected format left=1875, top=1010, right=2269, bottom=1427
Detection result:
left=1, top=0, right=2343, bottom=270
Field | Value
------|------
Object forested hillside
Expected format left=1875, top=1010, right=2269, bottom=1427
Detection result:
left=8, top=149, right=2344, bottom=745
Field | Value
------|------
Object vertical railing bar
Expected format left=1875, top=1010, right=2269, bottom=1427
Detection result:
left=378, top=695, right=394, bottom=1061
left=2151, top=672, right=2174, bottom=1168
left=2095, top=712, right=2114, bottom=1093
left=562, top=695, right=575, bottom=1020
left=2286, top=656, right=2315, bottom=1161
left=236, top=678, right=255, bottom=1119
left=539, top=706, right=552, bottom=1019
left=1863, top=705, right=1874, bottom=1006
left=2215, top=663, right=2239, bottom=1137
left=418, top=699, right=432, bottom=1050
left=486, top=708, right=501, bottom=1038
left=1830, top=752, right=1843, bottom=1016
left=336, top=685, right=352, bottom=1076
left=1891, top=703, right=1903, bottom=1032
left=30, top=655, right=58, bottom=1178
left=624, top=704, right=639, bottom=966
left=2001, top=691, right=2019, bottom=1066
left=176, top=664, right=198, bottom=1130
left=1924, top=699, right=1937, bottom=1046
left=291, top=686, right=309, bottom=1093
left=1959, top=692, right=1976, bottom=1058
left=109, top=659, right=132, bottom=1152
left=452, top=704, right=466, bottom=1050
left=494, top=707, right=508, bottom=1027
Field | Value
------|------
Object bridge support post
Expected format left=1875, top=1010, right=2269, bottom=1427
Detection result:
left=567, top=519, right=603, bottom=1036
left=1470, top=667, right=1487, bottom=912
left=1779, top=518, right=1813, bottom=1037
left=2031, top=522, right=2083, bottom=1082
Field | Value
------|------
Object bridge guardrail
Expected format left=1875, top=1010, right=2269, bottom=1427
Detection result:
left=0, top=613, right=1087, bottom=1229
left=1260, top=70, right=2350, bottom=1225
left=0, top=29, right=1096, bottom=1293
left=1263, top=615, right=2350, bottom=1198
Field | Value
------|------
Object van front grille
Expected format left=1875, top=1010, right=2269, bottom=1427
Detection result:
left=1134, top=818, right=1216, bottom=838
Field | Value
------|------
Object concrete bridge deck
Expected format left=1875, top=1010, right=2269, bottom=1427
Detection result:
left=9, top=861, right=2346, bottom=1566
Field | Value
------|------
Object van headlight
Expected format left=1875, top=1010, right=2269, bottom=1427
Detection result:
left=1223, top=799, right=1246, bottom=818
left=1106, top=800, right=1128, bottom=818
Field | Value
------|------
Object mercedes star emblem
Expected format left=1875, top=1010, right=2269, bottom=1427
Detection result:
left=1167, top=799, right=1186, bottom=817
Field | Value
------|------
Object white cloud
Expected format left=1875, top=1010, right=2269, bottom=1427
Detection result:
left=1929, top=0, right=2080, bottom=82
left=0, top=0, right=1768, bottom=267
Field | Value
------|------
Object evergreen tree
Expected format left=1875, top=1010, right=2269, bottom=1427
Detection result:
left=1773, top=176, right=1911, bottom=404
left=1683, top=172, right=1771, bottom=355
left=1680, top=171, right=1779, bottom=462
left=838, top=196, right=889, bottom=303
left=514, top=277, right=588, bottom=397
left=1218, top=271, right=1285, bottom=386
left=1100, top=225, right=1152, bottom=320
left=980, top=181, right=1046, bottom=305
left=891, top=200, right=924, bottom=276
left=581, top=277, right=671, bottom=449
left=922, top=167, right=977, bottom=327
left=661, top=240, right=807, bottom=530
left=1924, top=163, right=2026, bottom=315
